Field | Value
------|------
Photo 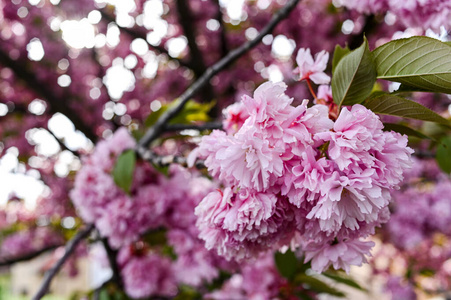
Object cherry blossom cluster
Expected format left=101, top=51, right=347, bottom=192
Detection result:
left=194, top=74, right=413, bottom=272
left=343, top=0, right=451, bottom=31
left=70, top=128, right=237, bottom=297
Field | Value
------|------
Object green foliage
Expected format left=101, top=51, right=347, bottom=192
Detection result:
left=332, top=37, right=377, bottom=107
left=373, top=36, right=451, bottom=94
left=145, top=99, right=215, bottom=128
left=112, top=149, right=136, bottom=194
left=382, top=123, right=432, bottom=140
left=274, top=250, right=298, bottom=280
left=322, top=271, right=366, bottom=292
left=436, top=136, right=451, bottom=173
left=364, top=93, right=451, bottom=126
left=295, top=274, right=346, bottom=297
left=332, top=44, right=350, bottom=74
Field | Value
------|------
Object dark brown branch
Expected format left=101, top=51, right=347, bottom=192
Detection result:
left=32, top=224, right=94, bottom=300
left=164, top=122, right=223, bottom=132
left=99, top=10, right=192, bottom=69
left=101, top=238, right=123, bottom=289
left=0, top=46, right=98, bottom=142
left=175, top=0, right=216, bottom=111
left=212, top=0, right=228, bottom=57
left=136, top=0, right=301, bottom=154
left=0, top=245, right=61, bottom=267
left=175, top=0, right=208, bottom=76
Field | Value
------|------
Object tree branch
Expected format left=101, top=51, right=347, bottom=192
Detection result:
left=101, top=238, right=123, bottom=289
left=140, top=150, right=206, bottom=169
left=136, top=0, right=301, bottom=155
left=212, top=0, right=228, bottom=57
left=32, top=224, right=94, bottom=300
left=164, top=122, right=223, bottom=132
left=175, top=0, right=216, bottom=111
left=0, top=245, right=61, bottom=267
left=0, top=46, right=98, bottom=142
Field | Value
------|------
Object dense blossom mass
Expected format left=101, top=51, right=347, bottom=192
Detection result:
left=194, top=77, right=413, bottom=272
left=2, top=0, right=451, bottom=299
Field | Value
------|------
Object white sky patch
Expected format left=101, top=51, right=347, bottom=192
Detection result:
left=124, top=54, right=138, bottom=69
left=26, top=128, right=60, bottom=157
left=27, top=38, right=45, bottom=61
left=272, top=35, right=296, bottom=59
left=341, top=19, right=355, bottom=35
left=0, top=149, right=45, bottom=210
left=28, top=99, right=47, bottom=115
left=48, top=113, right=93, bottom=151
left=57, top=74, right=71, bottom=87
left=103, top=59, right=136, bottom=99
left=142, top=52, right=159, bottom=79
left=167, top=36, right=187, bottom=57
left=0, top=103, right=8, bottom=116
left=267, top=65, right=284, bottom=83
left=131, top=38, right=149, bottom=56
left=88, top=10, right=102, bottom=24
left=61, top=19, right=96, bottom=49
left=106, top=23, right=120, bottom=47
left=220, top=0, right=245, bottom=21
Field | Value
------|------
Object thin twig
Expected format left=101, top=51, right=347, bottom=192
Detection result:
left=164, top=122, right=223, bottom=132
left=0, top=245, right=62, bottom=267
left=32, top=224, right=94, bottom=300
left=136, top=0, right=301, bottom=156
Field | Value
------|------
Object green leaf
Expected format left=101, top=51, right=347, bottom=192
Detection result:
left=332, top=37, right=377, bottom=107
left=145, top=105, right=168, bottom=128
left=322, top=272, right=366, bottom=292
left=373, top=36, right=451, bottom=94
left=394, top=84, right=433, bottom=93
left=383, top=123, right=432, bottom=140
left=332, top=44, right=351, bottom=75
left=436, top=136, right=451, bottom=173
left=363, top=93, right=451, bottom=126
left=112, top=149, right=136, bottom=194
left=295, top=274, right=346, bottom=297
left=274, top=250, right=298, bottom=279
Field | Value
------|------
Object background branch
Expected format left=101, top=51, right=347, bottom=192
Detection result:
left=101, top=238, right=123, bottom=289
left=32, top=224, right=94, bottom=300
left=212, top=0, right=228, bottom=57
left=0, top=46, right=98, bottom=142
left=136, top=0, right=301, bottom=155
left=0, top=245, right=61, bottom=267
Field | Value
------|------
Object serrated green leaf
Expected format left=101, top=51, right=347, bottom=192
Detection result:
left=436, top=136, right=451, bottom=173
left=295, top=274, right=346, bottom=297
left=373, top=36, right=451, bottom=94
left=364, top=93, right=451, bottom=126
left=112, top=149, right=136, bottom=194
left=332, top=44, right=351, bottom=75
left=322, top=272, right=366, bottom=292
left=383, top=123, right=432, bottom=140
left=332, top=37, right=377, bottom=107
left=274, top=250, right=298, bottom=279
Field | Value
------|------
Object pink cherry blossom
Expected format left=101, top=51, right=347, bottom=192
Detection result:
left=294, top=48, right=331, bottom=85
